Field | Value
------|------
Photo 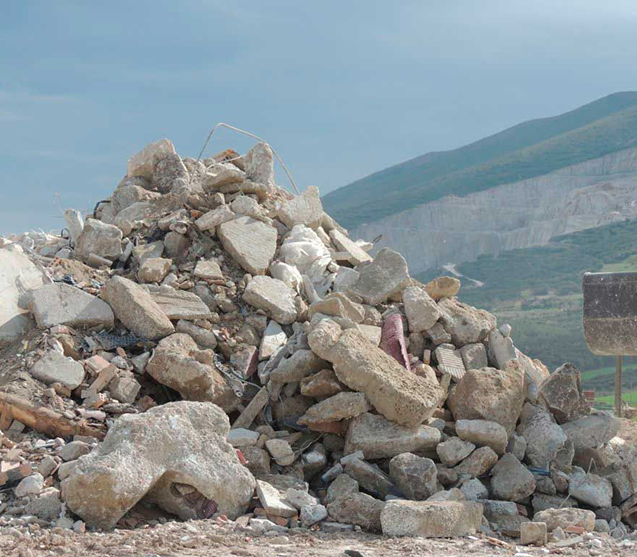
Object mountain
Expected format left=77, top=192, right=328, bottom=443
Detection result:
left=322, top=92, right=637, bottom=276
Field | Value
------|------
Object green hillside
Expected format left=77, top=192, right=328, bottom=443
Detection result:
left=416, top=218, right=637, bottom=392
left=324, top=92, right=637, bottom=229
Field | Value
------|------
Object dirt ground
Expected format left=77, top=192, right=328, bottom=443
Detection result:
left=0, top=518, right=635, bottom=557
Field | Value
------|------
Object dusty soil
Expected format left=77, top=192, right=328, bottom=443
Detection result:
left=1, top=519, right=635, bottom=557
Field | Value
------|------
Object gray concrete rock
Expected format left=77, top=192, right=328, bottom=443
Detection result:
left=318, top=327, right=443, bottom=427
left=102, top=276, right=174, bottom=340
left=146, top=333, right=238, bottom=412
left=568, top=470, right=613, bottom=508
left=506, top=433, right=527, bottom=461
left=448, top=365, right=526, bottom=436
left=75, top=219, right=123, bottom=262
left=259, top=320, right=287, bottom=360
left=459, top=343, right=488, bottom=370
left=270, top=350, right=328, bottom=383
left=344, top=458, right=397, bottom=499
left=30, top=351, right=86, bottom=390
left=456, top=419, right=508, bottom=456
left=278, top=186, right=324, bottom=230
left=138, top=257, right=172, bottom=283
left=538, top=363, right=591, bottom=424
left=381, top=500, right=483, bottom=537
left=459, top=478, right=488, bottom=500
left=202, top=163, right=245, bottom=190
left=490, top=453, right=536, bottom=501
left=244, top=142, right=275, bottom=187
left=348, top=248, right=411, bottom=306
left=28, top=283, right=114, bottom=330
left=25, top=490, right=62, bottom=521
left=127, top=138, right=176, bottom=179
left=453, top=447, right=498, bottom=478
left=60, top=441, right=92, bottom=462
left=327, top=492, right=385, bottom=532
left=437, top=437, right=476, bottom=467
left=195, top=204, right=235, bottom=232
left=402, top=287, right=441, bottom=333
left=345, top=412, right=441, bottom=459
left=485, top=329, right=516, bottom=369
left=298, top=392, right=371, bottom=427
left=326, top=474, right=359, bottom=504
left=389, top=453, right=439, bottom=500
left=561, top=411, right=620, bottom=452
left=218, top=216, right=277, bottom=275
left=243, top=276, right=297, bottom=325
left=438, top=298, right=496, bottom=345
left=62, top=402, right=255, bottom=529
left=15, top=473, right=44, bottom=498
left=308, top=293, right=365, bottom=324
left=301, top=504, right=328, bottom=526
left=517, top=403, right=567, bottom=468
left=424, top=276, right=461, bottom=301
left=147, top=286, right=212, bottom=320
left=533, top=508, right=595, bottom=532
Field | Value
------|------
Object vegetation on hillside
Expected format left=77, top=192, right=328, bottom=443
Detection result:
left=324, top=92, right=637, bottom=229
left=416, top=218, right=637, bottom=389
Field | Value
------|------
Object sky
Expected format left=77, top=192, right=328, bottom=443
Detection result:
left=2, top=0, right=637, bottom=234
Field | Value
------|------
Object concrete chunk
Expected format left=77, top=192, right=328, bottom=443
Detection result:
left=243, top=276, right=297, bottom=325
left=75, top=219, right=123, bottom=262
left=147, top=286, right=212, bottom=320
left=218, top=216, right=277, bottom=275
left=403, top=287, right=441, bottom=333
left=381, top=500, right=483, bottom=537
left=30, top=351, right=86, bottom=390
left=456, top=419, right=508, bottom=456
left=349, top=248, right=410, bottom=305
left=278, top=186, right=324, bottom=230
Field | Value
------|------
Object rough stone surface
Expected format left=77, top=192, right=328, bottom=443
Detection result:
left=561, top=411, right=621, bottom=452
left=195, top=205, right=235, bottom=232
left=389, top=453, right=439, bottom=500
left=448, top=365, right=526, bottom=436
left=538, top=363, right=591, bottom=424
left=459, top=478, right=488, bottom=500
left=102, top=276, right=174, bottom=340
left=29, top=283, right=114, bottom=330
left=329, top=229, right=372, bottom=266
left=0, top=248, right=45, bottom=348
left=259, top=321, right=287, bottom=360
left=25, top=490, right=63, bottom=521
left=218, top=216, right=277, bottom=275
left=437, top=437, right=476, bottom=467
left=308, top=293, right=365, bottom=324
left=127, top=139, right=176, bottom=179
left=453, top=447, right=498, bottom=478
left=300, top=369, right=342, bottom=398
left=459, top=343, right=488, bottom=370
left=243, top=276, right=297, bottom=325
left=138, top=257, right=172, bottom=283
left=298, top=392, right=371, bottom=426
left=326, top=474, right=359, bottom=504
left=456, top=419, right=508, bottom=456
left=345, top=412, right=441, bottom=460
left=193, top=259, right=224, bottom=281
left=438, top=298, right=497, bottom=345
left=278, top=186, right=324, bottom=230
left=402, top=286, right=441, bottom=333
left=381, top=500, right=483, bottom=537
left=256, top=480, right=296, bottom=517
left=61, top=402, right=255, bottom=529
left=30, top=351, right=86, bottom=390
left=344, top=459, right=397, bottom=499
left=518, top=403, right=567, bottom=468
left=75, top=219, right=123, bottom=262
left=568, top=470, right=613, bottom=508
left=520, top=521, right=547, bottom=546
left=424, top=276, right=461, bottom=301
left=348, top=248, right=411, bottom=306
left=533, top=508, right=596, bottom=532
left=327, top=492, right=385, bottom=532
left=270, top=350, right=328, bottom=383
left=322, top=328, right=442, bottom=427
left=244, top=143, right=275, bottom=186
left=15, top=473, right=45, bottom=498
left=485, top=329, right=517, bottom=369
left=147, top=286, right=212, bottom=320
left=146, top=334, right=238, bottom=411
left=490, top=453, right=536, bottom=501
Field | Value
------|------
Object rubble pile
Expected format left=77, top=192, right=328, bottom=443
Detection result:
left=0, top=138, right=636, bottom=545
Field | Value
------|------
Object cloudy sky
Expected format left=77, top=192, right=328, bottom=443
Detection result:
left=2, top=1, right=637, bottom=233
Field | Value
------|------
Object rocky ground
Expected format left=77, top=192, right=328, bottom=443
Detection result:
left=0, top=138, right=636, bottom=555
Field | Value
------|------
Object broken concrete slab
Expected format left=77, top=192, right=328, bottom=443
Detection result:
left=329, top=229, right=372, bottom=266
left=195, top=204, right=235, bottom=232
left=327, top=492, right=385, bottom=532
left=308, top=293, right=365, bottom=324
left=568, top=470, right=613, bottom=508
left=453, top=446, right=498, bottom=478
left=438, top=298, right=496, bottom=345
left=243, top=276, right=297, bottom=325
left=538, top=363, right=591, bottom=424
left=561, top=411, right=620, bottom=452
left=147, top=286, right=212, bottom=320
left=127, top=138, right=176, bottom=179
left=193, top=259, right=224, bottom=281
left=28, top=283, right=114, bottom=330
left=389, top=453, right=439, bottom=501
left=269, top=350, right=328, bottom=383
left=533, top=508, right=595, bottom=532
left=455, top=419, right=508, bottom=456
left=300, top=369, right=342, bottom=398
left=146, top=333, right=238, bottom=412
left=344, top=412, right=441, bottom=459
left=318, top=328, right=442, bottom=427
left=30, top=351, right=86, bottom=390
left=348, top=248, right=410, bottom=306
left=256, top=480, right=297, bottom=518
left=244, top=143, right=275, bottom=187
left=424, top=276, right=460, bottom=301
left=490, top=453, right=536, bottom=501
left=102, top=276, right=174, bottom=340
left=459, top=343, right=488, bottom=370
left=259, top=321, right=287, bottom=361
left=518, top=403, right=567, bottom=468
left=403, top=286, right=441, bottom=333
left=218, top=216, right=277, bottom=276
left=0, top=248, right=46, bottom=348
left=298, top=392, right=371, bottom=427
left=61, top=401, right=255, bottom=529
left=436, top=437, right=476, bottom=467
left=278, top=186, right=324, bottom=230
left=75, top=219, right=123, bottom=263
left=138, top=257, right=172, bottom=283
left=381, top=500, right=483, bottom=537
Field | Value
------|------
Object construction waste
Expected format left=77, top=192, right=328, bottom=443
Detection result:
left=0, top=138, right=636, bottom=545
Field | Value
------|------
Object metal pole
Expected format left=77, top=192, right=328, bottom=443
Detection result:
left=615, top=355, right=623, bottom=418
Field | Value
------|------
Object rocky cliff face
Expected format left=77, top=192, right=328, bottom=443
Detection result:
left=352, top=147, right=637, bottom=275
